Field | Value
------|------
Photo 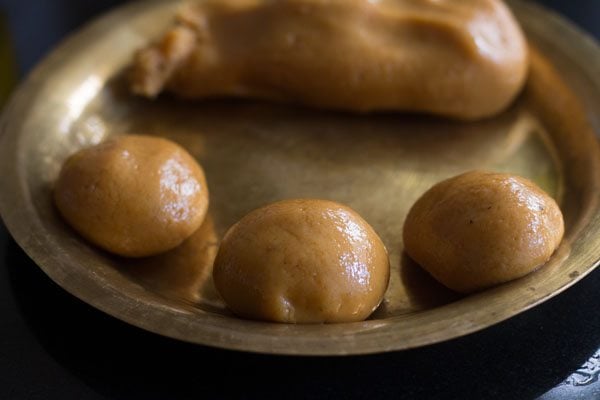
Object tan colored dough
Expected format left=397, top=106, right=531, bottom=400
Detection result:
left=403, top=171, right=564, bottom=293
left=130, top=0, right=528, bottom=120
left=213, top=199, right=390, bottom=323
left=54, top=135, right=209, bottom=257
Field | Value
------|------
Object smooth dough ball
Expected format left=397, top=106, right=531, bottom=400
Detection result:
left=54, top=135, right=209, bottom=257
left=403, top=171, right=564, bottom=293
left=213, top=199, right=390, bottom=323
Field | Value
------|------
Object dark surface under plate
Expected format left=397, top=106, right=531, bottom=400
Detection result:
left=0, top=0, right=599, bottom=399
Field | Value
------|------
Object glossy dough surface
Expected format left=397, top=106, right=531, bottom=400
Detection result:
left=213, top=199, right=390, bottom=323
left=54, top=135, right=209, bottom=257
left=403, top=171, right=564, bottom=293
left=131, top=0, right=528, bottom=120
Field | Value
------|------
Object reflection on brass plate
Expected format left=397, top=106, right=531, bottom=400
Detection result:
left=0, top=0, right=600, bottom=354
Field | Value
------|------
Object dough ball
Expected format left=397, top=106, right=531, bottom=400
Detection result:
left=54, top=135, right=209, bottom=257
left=403, top=171, right=564, bottom=293
left=213, top=199, right=390, bottom=323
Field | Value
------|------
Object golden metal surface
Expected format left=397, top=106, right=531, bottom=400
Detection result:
left=1, top=0, right=600, bottom=355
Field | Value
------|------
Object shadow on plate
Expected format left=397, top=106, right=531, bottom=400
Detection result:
left=398, top=254, right=462, bottom=309
left=371, top=253, right=462, bottom=319
left=5, top=237, right=600, bottom=400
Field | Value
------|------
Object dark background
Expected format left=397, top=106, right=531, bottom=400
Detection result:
left=0, top=1, right=599, bottom=399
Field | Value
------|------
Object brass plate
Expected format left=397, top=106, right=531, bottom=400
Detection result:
left=1, top=0, right=600, bottom=355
